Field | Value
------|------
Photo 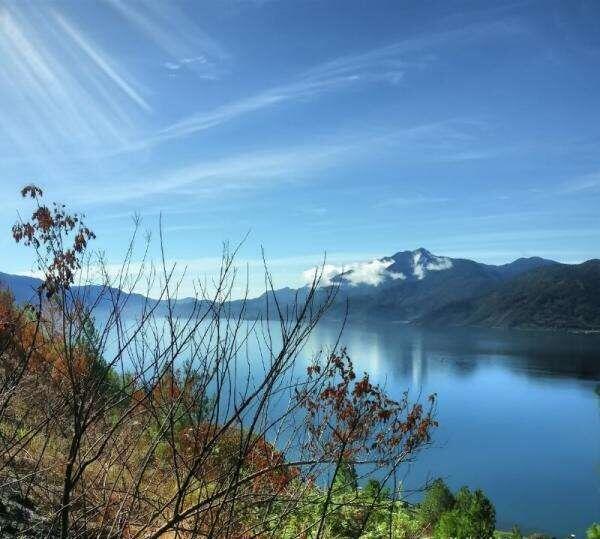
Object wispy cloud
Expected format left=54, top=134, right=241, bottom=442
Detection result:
left=0, top=0, right=229, bottom=160
left=440, top=228, right=600, bottom=246
left=559, top=171, right=600, bottom=193
left=297, top=206, right=329, bottom=217
left=158, top=20, right=522, bottom=142
left=105, top=0, right=229, bottom=80
left=0, top=3, right=518, bottom=163
left=157, top=75, right=367, bottom=141
left=70, top=119, right=493, bottom=205
left=375, top=195, right=450, bottom=208
left=68, top=142, right=349, bottom=205
left=163, top=56, right=209, bottom=71
left=53, top=13, right=151, bottom=113
left=0, top=2, right=148, bottom=158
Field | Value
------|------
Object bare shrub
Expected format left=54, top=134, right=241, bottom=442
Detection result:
left=0, top=186, right=436, bottom=538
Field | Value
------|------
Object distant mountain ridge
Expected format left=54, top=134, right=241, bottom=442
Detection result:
left=2, top=249, right=599, bottom=332
left=0, top=272, right=43, bottom=305
left=419, top=259, right=600, bottom=330
left=318, top=248, right=565, bottom=324
left=0, top=271, right=157, bottom=313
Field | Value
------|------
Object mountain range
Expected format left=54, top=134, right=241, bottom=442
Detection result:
left=2, top=248, right=599, bottom=332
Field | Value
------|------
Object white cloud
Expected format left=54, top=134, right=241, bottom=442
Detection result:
left=17, top=252, right=392, bottom=300
left=105, top=0, right=229, bottom=80
left=53, top=13, right=151, bottom=113
left=158, top=20, right=520, bottom=143
left=426, top=257, right=453, bottom=271
left=157, top=75, right=361, bottom=141
left=560, top=171, right=600, bottom=194
left=69, top=117, right=492, bottom=205
left=0, top=0, right=230, bottom=161
left=67, top=142, right=349, bottom=205
left=302, top=259, right=405, bottom=287
left=376, top=195, right=450, bottom=208
left=412, top=250, right=453, bottom=279
left=164, top=61, right=181, bottom=70
left=0, top=3, right=148, bottom=158
left=163, top=56, right=208, bottom=71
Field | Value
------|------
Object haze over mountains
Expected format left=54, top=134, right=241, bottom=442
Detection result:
left=2, top=248, right=599, bottom=332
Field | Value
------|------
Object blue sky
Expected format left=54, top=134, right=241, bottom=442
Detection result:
left=1, top=0, right=600, bottom=297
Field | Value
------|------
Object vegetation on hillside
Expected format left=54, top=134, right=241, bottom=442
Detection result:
left=420, top=261, right=600, bottom=331
left=0, top=186, right=440, bottom=537
left=1, top=186, right=592, bottom=538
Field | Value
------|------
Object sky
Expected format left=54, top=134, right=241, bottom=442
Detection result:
left=1, top=0, right=600, bottom=298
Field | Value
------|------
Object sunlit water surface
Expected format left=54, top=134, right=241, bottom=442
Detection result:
left=304, top=322, right=599, bottom=537
left=106, top=317, right=599, bottom=537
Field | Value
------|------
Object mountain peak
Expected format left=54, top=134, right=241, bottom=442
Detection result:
left=413, top=247, right=432, bottom=255
left=386, top=248, right=453, bottom=281
left=498, top=256, right=559, bottom=277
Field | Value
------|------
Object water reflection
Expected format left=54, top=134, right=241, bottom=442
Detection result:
left=103, top=315, right=599, bottom=536
left=411, top=334, right=424, bottom=388
left=304, top=320, right=600, bottom=537
left=308, top=321, right=600, bottom=384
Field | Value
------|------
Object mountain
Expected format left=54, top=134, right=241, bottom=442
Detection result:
left=321, top=248, right=560, bottom=323
left=0, top=272, right=43, bottom=304
left=1, top=250, right=598, bottom=331
left=494, top=256, right=559, bottom=279
left=0, top=272, right=159, bottom=313
left=419, top=259, right=600, bottom=331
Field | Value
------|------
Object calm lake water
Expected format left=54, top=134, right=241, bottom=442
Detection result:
left=302, top=321, right=600, bottom=538
left=107, top=316, right=599, bottom=537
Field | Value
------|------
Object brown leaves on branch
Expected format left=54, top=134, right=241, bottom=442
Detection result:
left=299, top=349, right=437, bottom=464
left=21, top=184, right=43, bottom=199
left=177, top=423, right=300, bottom=496
left=12, top=184, right=96, bottom=298
left=1, top=185, right=440, bottom=538
left=0, top=292, right=99, bottom=388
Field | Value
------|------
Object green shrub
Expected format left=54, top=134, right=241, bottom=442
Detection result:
left=435, top=508, right=472, bottom=539
left=588, top=523, right=600, bottom=539
left=333, top=461, right=359, bottom=494
left=434, top=486, right=495, bottom=539
left=510, top=524, right=523, bottom=538
left=363, top=479, right=390, bottom=501
left=419, top=478, right=455, bottom=526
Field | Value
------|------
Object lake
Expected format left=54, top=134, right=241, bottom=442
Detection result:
left=105, top=314, right=599, bottom=537
left=301, top=321, right=600, bottom=537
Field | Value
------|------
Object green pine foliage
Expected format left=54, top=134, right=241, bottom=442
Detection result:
left=418, top=478, right=455, bottom=526
left=588, top=523, right=600, bottom=539
left=278, top=475, right=500, bottom=539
